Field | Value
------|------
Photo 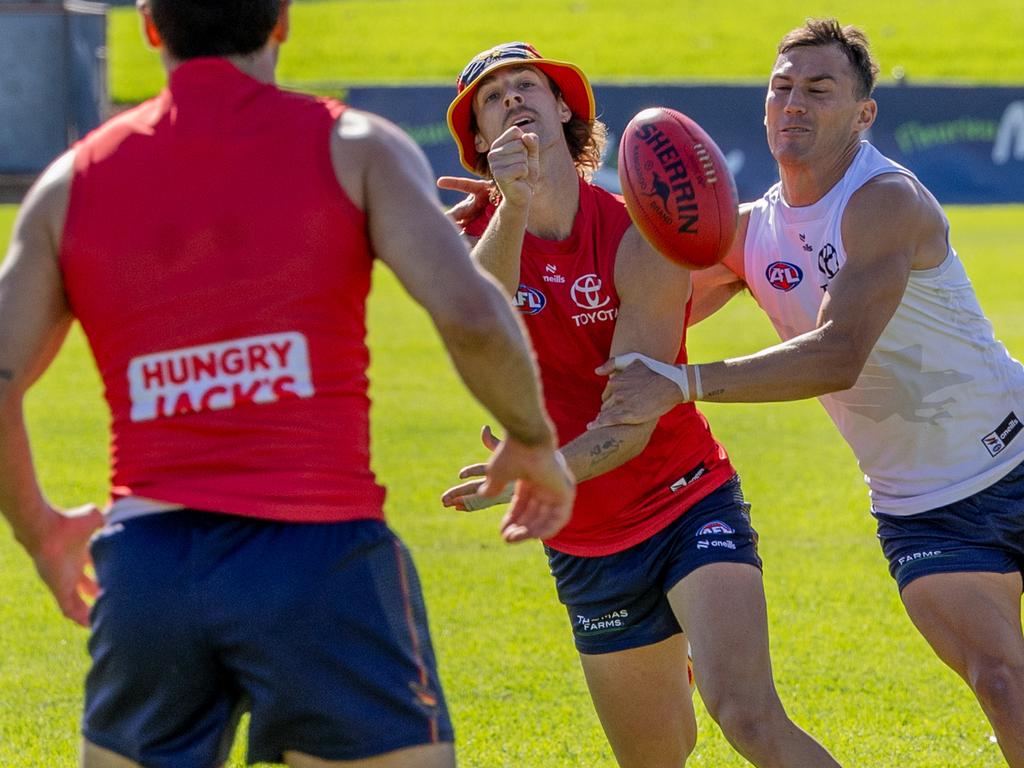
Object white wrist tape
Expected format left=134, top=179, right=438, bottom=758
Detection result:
left=692, top=364, right=704, bottom=401
left=610, top=353, right=692, bottom=402
left=462, top=482, right=514, bottom=511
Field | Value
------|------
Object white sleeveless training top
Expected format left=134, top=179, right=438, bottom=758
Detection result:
left=744, top=141, right=1024, bottom=516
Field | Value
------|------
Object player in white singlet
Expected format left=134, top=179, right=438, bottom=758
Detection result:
left=591, top=19, right=1024, bottom=768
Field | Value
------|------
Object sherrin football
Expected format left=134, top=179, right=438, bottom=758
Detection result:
left=618, top=107, right=738, bottom=269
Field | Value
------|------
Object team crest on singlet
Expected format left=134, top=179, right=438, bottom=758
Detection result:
left=127, top=332, right=315, bottom=422
left=514, top=284, right=547, bottom=315
left=765, top=261, right=803, bottom=292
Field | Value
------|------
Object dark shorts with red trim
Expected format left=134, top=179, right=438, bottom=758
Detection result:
left=84, top=511, right=452, bottom=767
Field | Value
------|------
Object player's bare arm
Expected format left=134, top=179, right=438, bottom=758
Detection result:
left=332, top=109, right=573, bottom=540
left=465, top=126, right=539, bottom=294
left=556, top=224, right=690, bottom=477
left=593, top=173, right=942, bottom=426
left=445, top=223, right=690, bottom=513
left=332, top=110, right=548, bottom=444
left=0, top=151, right=104, bottom=626
left=688, top=205, right=753, bottom=325
left=695, top=173, right=944, bottom=400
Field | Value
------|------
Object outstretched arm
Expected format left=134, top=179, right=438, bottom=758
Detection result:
left=559, top=224, right=690, bottom=479
left=442, top=222, right=691, bottom=513
left=592, top=174, right=946, bottom=427
left=332, top=110, right=573, bottom=541
left=0, top=152, right=105, bottom=626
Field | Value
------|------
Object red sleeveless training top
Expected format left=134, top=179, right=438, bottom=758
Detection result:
left=60, top=58, right=385, bottom=522
left=466, top=179, right=734, bottom=556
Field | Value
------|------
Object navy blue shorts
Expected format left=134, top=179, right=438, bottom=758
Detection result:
left=876, top=461, right=1024, bottom=591
left=84, top=511, right=452, bottom=767
left=545, top=475, right=762, bottom=655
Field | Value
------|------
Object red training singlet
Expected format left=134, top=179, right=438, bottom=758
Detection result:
left=60, top=58, right=385, bottom=523
left=466, top=178, right=734, bottom=556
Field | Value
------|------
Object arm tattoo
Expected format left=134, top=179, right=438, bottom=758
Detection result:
left=0, top=369, right=13, bottom=381
left=587, top=437, right=624, bottom=471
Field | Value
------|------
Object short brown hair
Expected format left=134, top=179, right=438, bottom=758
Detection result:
left=778, top=18, right=880, bottom=99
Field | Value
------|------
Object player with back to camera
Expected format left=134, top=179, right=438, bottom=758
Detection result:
left=440, top=41, right=840, bottom=768
left=594, top=18, right=1024, bottom=768
left=0, top=1, right=575, bottom=766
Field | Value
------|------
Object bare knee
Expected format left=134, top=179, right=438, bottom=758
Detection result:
left=715, top=704, right=772, bottom=749
left=702, top=691, right=783, bottom=751
left=969, top=659, right=1024, bottom=715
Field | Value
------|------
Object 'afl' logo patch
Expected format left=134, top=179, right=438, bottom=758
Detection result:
left=514, top=284, right=546, bottom=315
left=765, top=261, right=803, bottom=292
left=696, top=520, right=735, bottom=536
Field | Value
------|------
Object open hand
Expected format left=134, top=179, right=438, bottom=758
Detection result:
left=28, top=503, right=105, bottom=627
left=441, top=425, right=513, bottom=511
left=442, top=425, right=575, bottom=543
left=484, top=432, right=574, bottom=543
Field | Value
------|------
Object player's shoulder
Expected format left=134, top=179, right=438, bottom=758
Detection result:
left=332, top=108, right=415, bottom=150
left=848, top=143, right=934, bottom=213
left=330, top=108, right=434, bottom=211
left=21, top=152, right=75, bottom=227
left=331, top=108, right=430, bottom=178
left=847, top=172, right=944, bottom=237
left=854, top=171, right=924, bottom=205
left=841, top=171, right=948, bottom=271
left=5, top=150, right=75, bottom=265
left=71, top=94, right=169, bottom=165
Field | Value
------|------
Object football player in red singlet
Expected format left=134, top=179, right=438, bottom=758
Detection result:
left=0, top=4, right=573, bottom=767
left=441, top=42, right=839, bottom=768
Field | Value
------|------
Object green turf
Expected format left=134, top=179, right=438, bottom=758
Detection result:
left=3, top=4, right=1024, bottom=764
left=108, top=0, right=1024, bottom=103
left=1, top=203, right=1021, bottom=766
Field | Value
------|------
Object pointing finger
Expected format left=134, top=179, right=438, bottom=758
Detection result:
left=437, top=176, right=490, bottom=194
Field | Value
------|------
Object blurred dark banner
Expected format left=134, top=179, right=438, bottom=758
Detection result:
left=345, top=84, right=1024, bottom=205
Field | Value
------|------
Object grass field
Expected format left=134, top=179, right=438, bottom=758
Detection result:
left=107, top=0, right=1024, bottom=102
left=2, top=1, right=1024, bottom=766
left=2, top=204, right=1022, bottom=766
